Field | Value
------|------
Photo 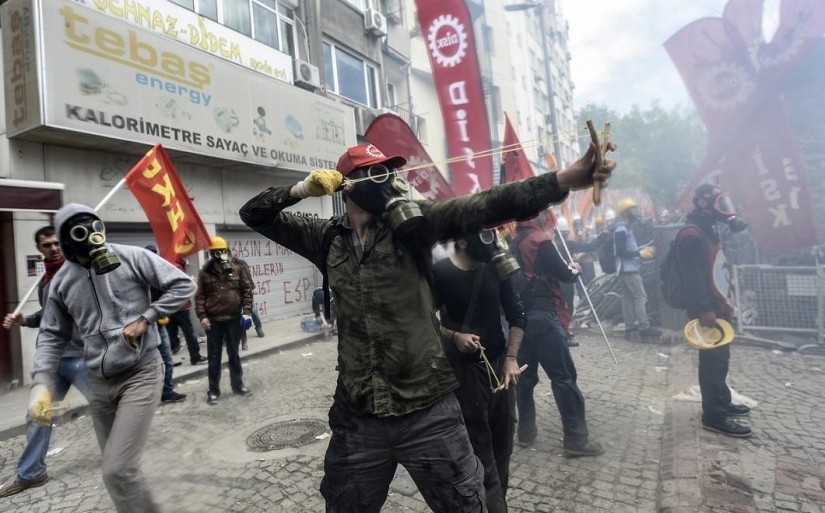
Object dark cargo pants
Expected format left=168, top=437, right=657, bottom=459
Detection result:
left=320, top=393, right=486, bottom=513
left=516, top=310, right=589, bottom=449
left=449, top=354, right=515, bottom=513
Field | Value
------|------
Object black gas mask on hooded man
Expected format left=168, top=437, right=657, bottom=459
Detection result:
left=338, top=144, right=425, bottom=237
left=56, top=204, right=120, bottom=274
left=464, top=229, right=520, bottom=281
left=693, top=183, right=749, bottom=234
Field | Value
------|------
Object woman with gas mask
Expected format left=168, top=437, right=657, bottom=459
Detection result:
left=240, top=141, right=615, bottom=513
left=672, top=184, right=753, bottom=438
left=432, top=229, right=525, bottom=513
left=26, top=204, right=196, bottom=513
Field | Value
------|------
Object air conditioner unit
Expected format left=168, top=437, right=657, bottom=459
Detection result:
left=365, top=9, right=388, bottom=36
left=293, top=59, right=320, bottom=90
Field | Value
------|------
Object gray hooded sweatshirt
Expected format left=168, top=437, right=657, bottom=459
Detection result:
left=32, top=204, right=196, bottom=384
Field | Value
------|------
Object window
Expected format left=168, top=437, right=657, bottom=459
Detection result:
left=173, top=0, right=296, bottom=56
left=342, top=0, right=366, bottom=10
left=387, top=82, right=397, bottom=109
left=324, top=42, right=380, bottom=108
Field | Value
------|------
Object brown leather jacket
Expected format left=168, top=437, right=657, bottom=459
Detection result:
left=195, top=260, right=253, bottom=321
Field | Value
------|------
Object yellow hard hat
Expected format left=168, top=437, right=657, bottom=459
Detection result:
left=617, top=198, right=638, bottom=214
left=684, top=318, right=735, bottom=350
left=208, top=236, right=228, bottom=251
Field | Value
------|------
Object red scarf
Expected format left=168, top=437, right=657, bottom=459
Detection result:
left=41, top=256, right=66, bottom=287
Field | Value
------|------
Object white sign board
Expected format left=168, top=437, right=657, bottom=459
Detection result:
left=2, top=0, right=356, bottom=173
left=70, top=0, right=294, bottom=84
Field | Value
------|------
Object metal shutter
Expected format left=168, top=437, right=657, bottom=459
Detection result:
left=219, top=231, right=318, bottom=322
left=106, top=231, right=157, bottom=250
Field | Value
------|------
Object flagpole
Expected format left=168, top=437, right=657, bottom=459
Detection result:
left=553, top=224, right=618, bottom=365
left=8, top=178, right=128, bottom=320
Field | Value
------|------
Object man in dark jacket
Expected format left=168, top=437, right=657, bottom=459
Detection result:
left=240, top=141, right=614, bottom=512
left=195, top=236, right=254, bottom=405
left=165, top=257, right=207, bottom=365
left=433, top=230, right=525, bottom=513
left=675, top=184, right=752, bottom=438
left=1, top=226, right=90, bottom=498
left=28, top=204, right=195, bottom=513
left=514, top=211, right=602, bottom=457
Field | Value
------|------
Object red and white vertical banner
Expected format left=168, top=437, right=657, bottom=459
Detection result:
left=416, top=0, right=493, bottom=195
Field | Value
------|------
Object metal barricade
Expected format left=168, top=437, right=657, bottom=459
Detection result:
left=733, top=265, right=825, bottom=341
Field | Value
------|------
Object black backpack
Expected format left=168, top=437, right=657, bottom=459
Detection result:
left=597, top=227, right=617, bottom=274
left=660, top=224, right=701, bottom=310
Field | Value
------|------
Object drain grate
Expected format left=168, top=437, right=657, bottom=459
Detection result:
left=246, top=419, right=329, bottom=452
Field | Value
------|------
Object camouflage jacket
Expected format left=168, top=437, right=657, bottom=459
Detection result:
left=239, top=173, right=568, bottom=417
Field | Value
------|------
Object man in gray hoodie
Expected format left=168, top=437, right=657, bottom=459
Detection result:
left=28, top=204, right=196, bottom=513
left=1, top=226, right=89, bottom=499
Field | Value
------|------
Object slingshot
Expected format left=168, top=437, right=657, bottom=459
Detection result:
left=479, top=345, right=528, bottom=393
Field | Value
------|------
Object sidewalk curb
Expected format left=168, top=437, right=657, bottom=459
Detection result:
left=0, top=332, right=325, bottom=442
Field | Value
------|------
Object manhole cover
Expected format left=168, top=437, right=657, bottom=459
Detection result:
left=247, top=419, right=329, bottom=452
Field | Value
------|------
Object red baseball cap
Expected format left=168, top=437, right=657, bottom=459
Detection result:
left=336, top=143, right=407, bottom=176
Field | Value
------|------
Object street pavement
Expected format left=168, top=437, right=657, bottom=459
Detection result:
left=0, top=329, right=823, bottom=512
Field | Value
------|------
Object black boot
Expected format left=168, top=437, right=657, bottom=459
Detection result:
left=702, top=418, right=752, bottom=438
left=727, top=403, right=751, bottom=417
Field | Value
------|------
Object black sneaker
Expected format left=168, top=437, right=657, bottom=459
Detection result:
left=233, top=387, right=253, bottom=397
left=207, top=392, right=219, bottom=405
left=564, top=441, right=604, bottom=458
left=516, top=438, right=534, bottom=448
left=639, top=327, right=662, bottom=338
left=256, top=328, right=265, bottom=338
left=0, top=474, right=49, bottom=498
left=242, top=342, right=249, bottom=351
left=161, top=391, right=187, bottom=404
left=566, top=335, right=580, bottom=348
left=702, top=418, right=752, bottom=438
left=727, top=404, right=751, bottom=418
left=191, top=356, right=208, bottom=365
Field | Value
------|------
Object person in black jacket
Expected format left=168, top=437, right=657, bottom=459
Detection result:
left=675, top=184, right=752, bottom=438
left=513, top=212, right=602, bottom=457
left=433, top=230, right=525, bottom=513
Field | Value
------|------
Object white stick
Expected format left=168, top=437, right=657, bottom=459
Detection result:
left=9, top=178, right=127, bottom=319
left=553, top=224, right=618, bottom=365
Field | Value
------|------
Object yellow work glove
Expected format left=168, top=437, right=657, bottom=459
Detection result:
left=296, top=169, right=343, bottom=198
left=640, top=247, right=655, bottom=260
left=28, top=384, right=53, bottom=427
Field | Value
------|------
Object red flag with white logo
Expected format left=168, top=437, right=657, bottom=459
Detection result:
left=365, top=113, right=456, bottom=201
left=124, top=144, right=212, bottom=262
left=416, top=0, right=493, bottom=195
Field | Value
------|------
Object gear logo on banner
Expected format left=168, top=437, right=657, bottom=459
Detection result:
left=427, top=14, right=468, bottom=68
left=696, top=63, right=755, bottom=111
left=364, top=144, right=385, bottom=158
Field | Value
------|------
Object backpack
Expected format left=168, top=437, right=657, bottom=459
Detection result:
left=597, top=227, right=617, bottom=274
left=659, top=224, right=701, bottom=310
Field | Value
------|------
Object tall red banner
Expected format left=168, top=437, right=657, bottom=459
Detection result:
left=124, top=144, right=212, bottom=262
left=416, top=0, right=493, bottom=195
left=665, top=0, right=825, bottom=252
left=365, top=113, right=456, bottom=201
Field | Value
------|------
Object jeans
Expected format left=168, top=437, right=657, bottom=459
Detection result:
left=516, top=310, right=589, bottom=449
left=620, top=273, right=649, bottom=330
left=206, top=319, right=244, bottom=395
left=449, top=354, right=514, bottom=513
left=89, top=358, right=163, bottom=513
left=166, top=309, right=201, bottom=363
left=320, top=394, right=486, bottom=513
left=699, top=343, right=732, bottom=424
left=17, top=357, right=90, bottom=483
left=157, top=325, right=175, bottom=397
left=241, top=305, right=263, bottom=344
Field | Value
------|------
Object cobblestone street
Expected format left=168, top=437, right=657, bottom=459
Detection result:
left=0, top=332, right=823, bottom=512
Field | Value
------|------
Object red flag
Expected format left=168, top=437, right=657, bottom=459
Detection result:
left=365, top=113, right=456, bottom=201
left=416, top=0, right=493, bottom=195
left=501, top=114, right=537, bottom=184
left=124, top=144, right=212, bottom=262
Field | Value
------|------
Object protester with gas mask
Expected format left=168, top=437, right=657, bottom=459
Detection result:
left=164, top=257, right=207, bottom=365
left=512, top=210, right=602, bottom=457
left=0, top=226, right=90, bottom=499
left=195, top=236, right=254, bottom=405
left=674, top=184, right=752, bottom=438
left=240, top=141, right=614, bottom=512
left=614, top=199, right=660, bottom=338
left=433, top=229, right=525, bottom=513
left=27, top=204, right=195, bottom=513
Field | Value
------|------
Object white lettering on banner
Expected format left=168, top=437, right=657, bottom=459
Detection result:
left=752, top=145, right=796, bottom=228
left=72, top=0, right=292, bottom=83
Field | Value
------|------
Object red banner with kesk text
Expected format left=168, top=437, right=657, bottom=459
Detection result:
left=416, top=0, right=493, bottom=195
left=124, top=144, right=212, bottom=262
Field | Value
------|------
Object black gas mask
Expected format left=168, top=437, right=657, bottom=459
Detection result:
left=345, top=164, right=425, bottom=235
left=63, top=214, right=120, bottom=274
left=464, top=229, right=520, bottom=281
left=695, top=187, right=749, bottom=234
left=210, top=249, right=232, bottom=272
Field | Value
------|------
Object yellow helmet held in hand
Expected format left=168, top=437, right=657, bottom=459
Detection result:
left=208, top=236, right=228, bottom=251
left=617, top=198, right=638, bottom=215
